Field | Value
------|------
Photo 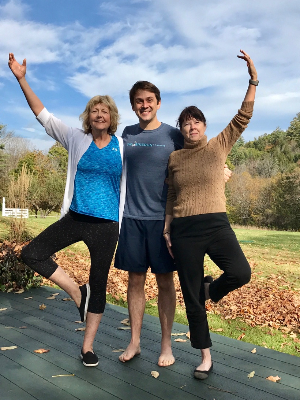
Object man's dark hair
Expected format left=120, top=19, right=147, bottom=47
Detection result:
left=177, top=106, right=206, bottom=130
left=129, top=81, right=161, bottom=106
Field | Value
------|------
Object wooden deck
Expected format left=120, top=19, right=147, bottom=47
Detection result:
left=0, top=286, right=299, bottom=400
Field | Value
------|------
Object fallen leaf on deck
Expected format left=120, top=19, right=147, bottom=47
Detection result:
left=52, top=293, right=60, bottom=296
left=15, top=289, right=24, bottom=294
left=117, top=327, right=131, bottom=330
left=62, top=298, right=73, bottom=301
left=47, top=296, right=56, bottom=300
left=171, top=332, right=186, bottom=336
left=74, top=321, right=83, bottom=324
left=24, top=297, right=33, bottom=300
left=1, top=346, right=17, bottom=350
left=34, top=349, right=50, bottom=354
left=186, top=331, right=190, bottom=339
left=266, top=375, right=281, bottom=383
left=237, top=333, right=246, bottom=340
left=0, top=308, right=7, bottom=312
left=174, top=338, right=187, bottom=342
left=19, top=326, right=27, bottom=329
left=75, top=327, right=86, bottom=331
left=251, top=348, right=257, bottom=353
left=112, top=349, right=125, bottom=352
left=211, top=328, right=223, bottom=332
left=151, top=371, right=159, bottom=378
left=39, top=304, right=46, bottom=310
left=120, top=318, right=130, bottom=326
left=52, top=374, right=74, bottom=378
left=5, top=327, right=13, bottom=329
left=248, top=371, right=255, bottom=379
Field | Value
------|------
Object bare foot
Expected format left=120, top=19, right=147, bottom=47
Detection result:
left=119, top=343, right=141, bottom=362
left=158, top=349, right=175, bottom=367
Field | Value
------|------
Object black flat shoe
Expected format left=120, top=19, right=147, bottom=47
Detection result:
left=194, top=362, right=213, bottom=380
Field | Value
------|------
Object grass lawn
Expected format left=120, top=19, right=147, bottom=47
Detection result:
left=1, top=216, right=299, bottom=357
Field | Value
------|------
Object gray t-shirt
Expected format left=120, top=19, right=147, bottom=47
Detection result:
left=122, top=122, right=183, bottom=220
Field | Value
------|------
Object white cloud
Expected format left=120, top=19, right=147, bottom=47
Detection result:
left=1, top=0, right=300, bottom=148
left=0, top=0, right=29, bottom=20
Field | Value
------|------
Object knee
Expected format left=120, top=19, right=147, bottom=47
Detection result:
left=128, top=272, right=146, bottom=289
left=21, top=244, right=33, bottom=266
left=235, top=263, right=251, bottom=287
left=156, top=272, right=174, bottom=292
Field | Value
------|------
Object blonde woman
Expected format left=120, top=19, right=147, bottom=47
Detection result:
left=9, top=53, right=126, bottom=367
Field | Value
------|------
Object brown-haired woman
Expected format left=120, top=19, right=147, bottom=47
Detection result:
left=8, top=53, right=127, bottom=367
left=164, top=50, right=258, bottom=379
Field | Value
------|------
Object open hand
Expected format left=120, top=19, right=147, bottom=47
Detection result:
left=237, top=50, right=257, bottom=81
left=224, top=164, right=232, bottom=182
left=8, top=53, right=26, bottom=81
left=163, top=232, right=174, bottom=259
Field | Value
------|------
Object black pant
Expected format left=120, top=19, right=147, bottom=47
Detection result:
left=171, top=213, right=251, bottom=349
left=21, top=211, right=119, bottom=314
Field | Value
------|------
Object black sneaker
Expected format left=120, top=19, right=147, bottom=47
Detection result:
left=81, top=350, right=99, bottom=367
left=78, top=284, right=90, bottom=323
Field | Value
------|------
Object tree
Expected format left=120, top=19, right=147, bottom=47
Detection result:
left=48, top=142, right=68, bottom=175
left=28, top=172, right=65, bottom=217
left=15, top=150, right=65, bottom=217
left=286, top=112, right=300, bottom=147
left=270, top=168, right=300, bottom=230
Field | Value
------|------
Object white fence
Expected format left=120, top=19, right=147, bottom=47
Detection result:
left=2, top=197, right=29, bottom=219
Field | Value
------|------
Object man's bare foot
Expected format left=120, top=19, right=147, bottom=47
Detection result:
left=158, top=349, right=175, bottom=367
left=119, top=343, right=141, bottom=362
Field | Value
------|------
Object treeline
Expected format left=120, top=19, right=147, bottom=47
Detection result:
left=226, top=113, right=300, bottom=230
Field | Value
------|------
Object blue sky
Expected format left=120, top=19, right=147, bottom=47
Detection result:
left=1, top=0, right=300, bottom=151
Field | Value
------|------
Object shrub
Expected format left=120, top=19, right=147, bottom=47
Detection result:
left=0, top=241, right=42, bottom=292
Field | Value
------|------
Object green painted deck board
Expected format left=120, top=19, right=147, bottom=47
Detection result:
left=1, top=286, right=299, bottom=400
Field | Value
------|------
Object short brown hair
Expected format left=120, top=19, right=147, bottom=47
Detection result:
left=79, top=95, right=120, bottom=135
left=177, top=106, right=206, bottom=130
left=129, top=81, right=161, bottom=106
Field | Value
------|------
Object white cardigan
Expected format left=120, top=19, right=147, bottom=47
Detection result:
left=36, top=108, right=127, bottom=231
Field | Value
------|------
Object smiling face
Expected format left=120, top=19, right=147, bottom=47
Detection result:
left=132, top=89, right=161, bottom=125
left=181, top=117, right=206, bottom=142
left=89, top=103, right=111, bottom=133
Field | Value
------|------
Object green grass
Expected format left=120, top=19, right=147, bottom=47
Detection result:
left=1, top=216, right=299, bottom=357
left=233, top=227, right=300, bottom=253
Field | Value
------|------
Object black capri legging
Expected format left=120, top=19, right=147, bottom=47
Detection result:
left=21, top=210, right=119, bottom=314
left=171, top=212, right=251, bottom=350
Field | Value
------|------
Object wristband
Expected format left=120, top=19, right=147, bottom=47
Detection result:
left=249, top=79, right=259, bottom=86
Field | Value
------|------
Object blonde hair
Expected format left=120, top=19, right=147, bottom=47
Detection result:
left=79, top=95, right=120, bottom=135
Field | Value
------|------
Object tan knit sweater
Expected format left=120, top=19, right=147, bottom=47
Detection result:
left=166, top=101, right=254, bottom=218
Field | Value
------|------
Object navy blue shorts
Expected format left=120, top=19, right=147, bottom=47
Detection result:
left=114, top=218, right=176, bottom=274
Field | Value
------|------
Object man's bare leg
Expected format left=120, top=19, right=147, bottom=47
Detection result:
left=119, top=271, right=146, bottom=362
left=156, top=272, right=176, bottom=367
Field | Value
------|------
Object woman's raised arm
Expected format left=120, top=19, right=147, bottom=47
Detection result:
left=8, top=53, right=44, bottom=116
left=237, top=49, right=258, bottom=103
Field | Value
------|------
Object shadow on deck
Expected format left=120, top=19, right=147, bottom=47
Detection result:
left=0, top=286, right=299, bottom=400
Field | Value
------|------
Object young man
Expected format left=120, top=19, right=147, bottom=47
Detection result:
left=115, top=81, right=231, bottom=367
left=114, top=81, right=182, bottom=367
